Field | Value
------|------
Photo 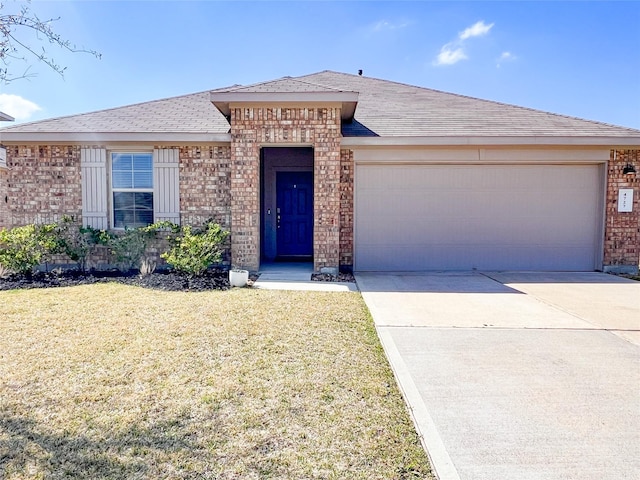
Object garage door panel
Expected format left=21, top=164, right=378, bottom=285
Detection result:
left=357, top=243, right=596, bottom=271
left=365, top=215, right=592, bottom=245
left=355, top=164, right=601, bottom=271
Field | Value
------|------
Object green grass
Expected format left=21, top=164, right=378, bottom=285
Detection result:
left=0, top=284, right=433, bottom=479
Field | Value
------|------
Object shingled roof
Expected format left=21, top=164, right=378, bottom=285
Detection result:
left=300, top=71, right=640, bottom=140
left=219, top=76, right=351, bottom=94
left=2, top=70, right=639, bottom=145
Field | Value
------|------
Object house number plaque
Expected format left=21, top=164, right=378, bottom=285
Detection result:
left=617, top=189, right=634, bottom=212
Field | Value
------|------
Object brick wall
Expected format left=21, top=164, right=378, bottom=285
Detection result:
left=339, top=149, right=354, bottom=269
left=230, top=106, right=342, bottom=271
left=179, top=145, right=232, bottom=228
left=0, top=167, right=8, bottom=230
left=603, top=149, right=640, bottom=272
left=4, top=145, right=82, bottom=227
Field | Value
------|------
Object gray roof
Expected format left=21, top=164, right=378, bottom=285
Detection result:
left=2, top=70, right=639, bottom=144
left=299, top=71, right=640, bottom=138
left=0, top=90, right=229, bottom=134
left=219, top=77, right=352, bottom=94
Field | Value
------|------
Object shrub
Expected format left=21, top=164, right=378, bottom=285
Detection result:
left=161, top=221, right=228, bottom=276
left=105, top=221, right=178, bottom=272
left=107, top=227, right=156, bottom=272
left=0, top=223, right=58, bottom=274
left=139, top=258, right=157, bottom=276
left=53, top=215, right=109, bottom=272
left=0, top=262, right=11, bottom=278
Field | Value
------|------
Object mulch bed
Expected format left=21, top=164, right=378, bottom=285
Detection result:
left=311, top=272, right=356, bottom=283
left=0, top=269, right=235, bottom=292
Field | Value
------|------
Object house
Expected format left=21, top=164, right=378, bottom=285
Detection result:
left=0, top=71, right=638, bottom=273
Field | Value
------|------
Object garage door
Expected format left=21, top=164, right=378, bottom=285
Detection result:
left=355, top=164, right=603, bottom=271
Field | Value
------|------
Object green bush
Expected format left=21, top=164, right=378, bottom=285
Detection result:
left=161, top=221, right=228, bottom=276
left=0, top=223, right=58, bottom=274
left=104, top=221, right=178, bottom=272
left=106, top=226, right=156, bottom=272
left=0, top=219, right=228, bottom=277
left=53, top=215, right=109, bottom=272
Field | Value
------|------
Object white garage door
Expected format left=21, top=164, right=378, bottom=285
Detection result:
left=355, top=164, right=603, bottom=271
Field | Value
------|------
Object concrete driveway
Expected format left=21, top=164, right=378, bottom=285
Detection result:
left=356, top=272, right=640, bottom=480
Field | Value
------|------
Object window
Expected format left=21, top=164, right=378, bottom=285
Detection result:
left=111, top=152, right=153, bottom=228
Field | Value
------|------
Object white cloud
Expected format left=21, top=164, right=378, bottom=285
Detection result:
left=459, top=21, right=494, bottom=40
left=435, top=45, right=468, bottom=65
left=371, top=20, right=409, bottom=33
left=496, top=51, right=517, bottom=68
left=0, top=94, right=41, bottom=120
left=433, top=20, right=495, bottom=67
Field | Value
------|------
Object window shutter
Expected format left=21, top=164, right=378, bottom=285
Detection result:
left=81, top=147, right=108, bottom=229
left=153, top=148, right=180, bottom=224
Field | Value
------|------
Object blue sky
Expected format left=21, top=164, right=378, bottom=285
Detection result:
left=1, top=0, right=639, bottom=129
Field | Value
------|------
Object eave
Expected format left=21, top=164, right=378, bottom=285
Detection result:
left=0, top=132, right=232, bottom=144
left=2, top=132, right=639, bottom=150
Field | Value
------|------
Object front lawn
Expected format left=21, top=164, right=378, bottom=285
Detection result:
left=0, top=284, right=433, bottom=479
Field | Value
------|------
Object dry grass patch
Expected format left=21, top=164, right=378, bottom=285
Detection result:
left=0, top=284, right=433, bottom=479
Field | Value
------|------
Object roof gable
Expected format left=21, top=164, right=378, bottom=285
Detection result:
left=210, top=76, right=359, bottom=121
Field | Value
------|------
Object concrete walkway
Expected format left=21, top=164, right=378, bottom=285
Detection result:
left=357, top=271, right=640, bottom=480
left=253, top=263, right=357, bottom=292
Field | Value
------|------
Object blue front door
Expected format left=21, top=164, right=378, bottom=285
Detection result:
left=276, top=171, right=313, bottom=258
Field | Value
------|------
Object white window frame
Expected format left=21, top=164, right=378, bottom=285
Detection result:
left=109, top=150, right=154, bottom=230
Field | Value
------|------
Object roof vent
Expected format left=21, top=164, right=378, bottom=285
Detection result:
left=358, top=69, right=363, bottom=76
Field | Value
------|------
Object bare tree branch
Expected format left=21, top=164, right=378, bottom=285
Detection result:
left=0, top=1, right=101, bottom=83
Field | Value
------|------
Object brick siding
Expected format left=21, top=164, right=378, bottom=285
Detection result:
left=3, top=145, right=82, bottom=227
left=603, top=149, right=640, bottom=271
left=339, top=149, right=354, bottom=269
left=0, top=167, right=8, bottom=230
left=178, top=145, right=232, bottom=228
left=230, top=106, right=342, bottom=271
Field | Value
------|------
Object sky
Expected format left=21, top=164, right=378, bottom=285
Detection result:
left=0, top=0, right=639, bottom=129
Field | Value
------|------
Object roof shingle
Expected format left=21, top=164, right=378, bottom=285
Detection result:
left=2, top=70, right=639, bottom=141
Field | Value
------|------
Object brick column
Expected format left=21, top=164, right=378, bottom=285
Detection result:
left=313, top=135, right=341, bottom=271
left=339, top=149, right=354, bottom=269
left=603, top=149, right=640, bottom=273
left=0, top=167, right=7, bottom=230
left=230, top=108, right=261, bottom=270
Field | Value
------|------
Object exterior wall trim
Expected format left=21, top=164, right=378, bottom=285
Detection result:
left=4, top=134, right=639, bottom=148
left=343, top=136, right=640, bottom=147
left=0, top=133, right=232, bottom=143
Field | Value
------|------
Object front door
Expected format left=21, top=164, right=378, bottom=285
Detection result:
left=276, top=171, right=313, bottom=258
